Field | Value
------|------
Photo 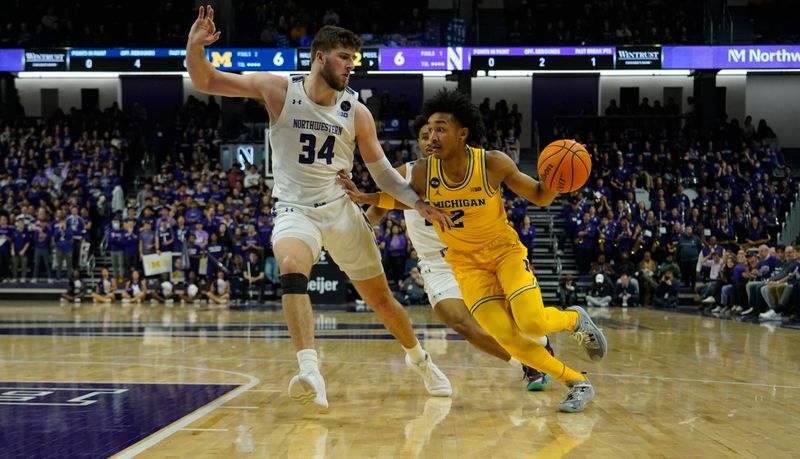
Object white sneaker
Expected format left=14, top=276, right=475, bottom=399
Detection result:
left=74, top=298, right=81, bottom=304
left=288, top=371, right=329, bottom=409
left=150, top=298, right=158, bottom=305
left=759, top=309, right=777, bottom=320
left=405, top=352, right=452, bottom=397
left=710, top=306, right=723, bottom=313
left=702, top=296, right=716, bottom=304
left=59, top=297, right=67, bottom=303
left=121, top=298, right=131, bottom=304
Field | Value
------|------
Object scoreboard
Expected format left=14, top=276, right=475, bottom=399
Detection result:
left=296, top=47, right=379, bottom=71
left=471, top=54, right=614, bottom=71
left=6, top=45, right=800, bottom=73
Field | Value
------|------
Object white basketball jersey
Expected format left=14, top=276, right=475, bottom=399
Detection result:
left=402, top=161, right=446, bottom=257
left=269, top=76, right=358, bottom=206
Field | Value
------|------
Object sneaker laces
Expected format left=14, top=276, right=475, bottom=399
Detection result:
left=564, top=384, right=589, bottom=401
left=419, top=355, right=442, bottom=381
left=571, top=330, right=599, bottom=349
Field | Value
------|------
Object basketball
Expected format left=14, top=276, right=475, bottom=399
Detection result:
left=537, top=139, right=592, bottom=193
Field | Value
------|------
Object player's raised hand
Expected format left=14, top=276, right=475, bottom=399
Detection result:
left=415, top=200, right=454, bottom=231
left=188, top=5, right=221, bottom=47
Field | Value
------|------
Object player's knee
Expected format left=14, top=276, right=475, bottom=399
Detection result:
left=278, top=255, right=306, bottom=275
left=280, top=273, right=308, bottom=295
left=515, top=315, right=548, bottom=339
left=363, top=290, right=397, bottom=314
left=446, top=312, right=482, bottom=339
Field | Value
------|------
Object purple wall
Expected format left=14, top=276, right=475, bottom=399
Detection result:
left=348, top=74, right=424, bottom=116
left=532, top=74, right=599, bottom=144
left=120, top=75, right=183, bottom=125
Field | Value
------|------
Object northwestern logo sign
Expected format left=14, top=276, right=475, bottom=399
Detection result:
left=447, top=47, right=464, bottom=71
left=727, top=48, right=800, bottom=64
left=663, top=45, right=800, bottom=69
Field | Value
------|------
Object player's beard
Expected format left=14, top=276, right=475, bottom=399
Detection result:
left=320, top=58, right=347, bottom=91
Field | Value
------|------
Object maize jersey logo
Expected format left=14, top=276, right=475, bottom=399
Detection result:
left=430, top=178, right=440, bottom=188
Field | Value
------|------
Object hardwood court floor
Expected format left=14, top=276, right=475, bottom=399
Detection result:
left=0, top=302, right=799, bottom=458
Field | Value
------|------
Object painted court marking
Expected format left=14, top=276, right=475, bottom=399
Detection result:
left=180, top=428, right=230, bottom=432
left=5, top=360, right=260, bottom=458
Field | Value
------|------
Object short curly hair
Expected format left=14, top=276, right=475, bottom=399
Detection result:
left=420, top=89, right=485, bottom=145
left=411, top=114, right=428, bottom=138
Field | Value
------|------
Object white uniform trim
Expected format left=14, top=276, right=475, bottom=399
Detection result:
left=402, top=162, right=463, bottom=307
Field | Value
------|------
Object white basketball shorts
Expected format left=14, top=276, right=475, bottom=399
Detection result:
left=271, top=196, right=384, bottom=281
left=417, top=255, right=463, bottom=307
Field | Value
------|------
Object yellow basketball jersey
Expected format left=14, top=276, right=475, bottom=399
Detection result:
left=426, top=146, right=508, bottom=252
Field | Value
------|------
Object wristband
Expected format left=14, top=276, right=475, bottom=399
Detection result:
left=377, top=192, right=396, bottom=209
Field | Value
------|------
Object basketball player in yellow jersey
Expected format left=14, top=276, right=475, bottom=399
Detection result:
left=409, top=89, right=608, bottom=412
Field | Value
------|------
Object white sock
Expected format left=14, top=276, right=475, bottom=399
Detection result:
left=297, top=349, right=319, bottom=374
left=507, top=357, right=522, bottom=369
left=534, top=336, right=549, bottom=347
left=403, top=341, right=426, bottom=364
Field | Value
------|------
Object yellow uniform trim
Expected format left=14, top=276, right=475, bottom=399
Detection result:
left=469, top=295, right=506, bottom=315
left=480, top=148, right=498, bottom=197
left=437, top=147, right=474, bottom=191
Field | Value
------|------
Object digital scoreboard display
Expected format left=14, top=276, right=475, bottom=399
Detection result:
left=296, top=47, right=379, bottom=71
left=69, top=49, right=186, bottom=72
left=15, top=45, right=800, bottom=73
left=470, top=47, right=616, bottom=71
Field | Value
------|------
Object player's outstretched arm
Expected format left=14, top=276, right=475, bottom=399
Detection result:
left=187, top=6, right=286, bottom=111
left=355, top=103, right=452, bottom=229
left=486, top=150, right=558, bottom=207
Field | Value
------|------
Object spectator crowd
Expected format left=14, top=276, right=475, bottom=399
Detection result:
left=554, top=98, right=799, bottom=322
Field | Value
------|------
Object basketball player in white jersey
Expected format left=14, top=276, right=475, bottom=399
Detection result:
left=338, top=116, right=553, bottom=391
left=187, top=6, right=452, bottom=410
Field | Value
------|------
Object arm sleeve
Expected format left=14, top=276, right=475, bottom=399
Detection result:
left=364, top=156, right=420, bottom=208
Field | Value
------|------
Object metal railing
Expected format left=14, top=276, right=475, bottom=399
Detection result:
left=549, top=215, right=563, bottom=276
left=778, top=184, right=800, bottom=245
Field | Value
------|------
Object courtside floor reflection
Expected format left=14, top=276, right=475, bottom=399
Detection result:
left=1, top=302, right=798, bottom=458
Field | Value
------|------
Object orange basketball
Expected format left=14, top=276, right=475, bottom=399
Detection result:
left=537, top=139, right=592, bottom=193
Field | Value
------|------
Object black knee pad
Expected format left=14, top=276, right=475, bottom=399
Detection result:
left=280, top=273, right=309, bottom=295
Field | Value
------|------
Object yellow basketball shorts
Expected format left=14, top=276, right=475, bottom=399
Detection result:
left=444, top=226, right=539, bottom=314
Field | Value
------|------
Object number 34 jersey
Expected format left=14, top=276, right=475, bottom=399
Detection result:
left=269, top=76, right=359, bottom=206
left=426, top=147, right=509, bottom=253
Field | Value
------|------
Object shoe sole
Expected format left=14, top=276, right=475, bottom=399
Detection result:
left=571, top=306, right=608, bottom=361
left=288, top=377, right=328, bottom=409
left=527, top=381, right=547, bottom=391
left=527, top=374, right=550, bottom=391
